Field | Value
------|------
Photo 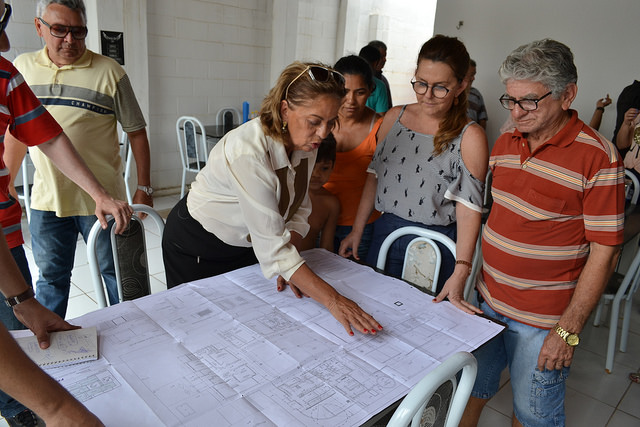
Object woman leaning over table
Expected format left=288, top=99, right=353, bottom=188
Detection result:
left=339, top=35, right=488, bottom=307
left=324, top=55, right=383, bottom=261
left=161, top=62, right=382, bottom=336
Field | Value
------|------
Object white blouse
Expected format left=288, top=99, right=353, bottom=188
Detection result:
left=188, top=118, right=315, bottom=281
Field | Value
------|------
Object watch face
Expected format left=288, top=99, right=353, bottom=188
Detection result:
left=567, top=334, right=579, bottom=346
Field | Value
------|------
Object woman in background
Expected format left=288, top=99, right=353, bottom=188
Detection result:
left=325, top=55, right=382, bottom=260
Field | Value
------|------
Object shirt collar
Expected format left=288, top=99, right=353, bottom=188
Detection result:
left=266, top=134, right=315, bottom=171
left=512, top=109, right=582, bottom=150
left=35, top=47, right=92, bottom=70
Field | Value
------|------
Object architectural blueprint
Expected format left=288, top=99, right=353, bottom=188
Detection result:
left=43, top=249, right=503, bottom=426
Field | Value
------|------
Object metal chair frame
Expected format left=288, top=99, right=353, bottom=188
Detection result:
left=376, top=226, right=456, bottom=293
left=386, top=351, right=477, bottom=427
left=87, top=204, right=165, bottom=308
left=176, top=116, right=208, bottom=198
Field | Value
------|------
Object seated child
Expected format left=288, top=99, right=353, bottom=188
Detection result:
left=299, top=134, right=340, bottom=251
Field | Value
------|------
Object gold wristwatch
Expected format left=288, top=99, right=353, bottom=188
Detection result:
left=553, top=323, right=580, bottom=347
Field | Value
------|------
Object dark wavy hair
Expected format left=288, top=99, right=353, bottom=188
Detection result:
left=334, top=55, right=375, bottom=91
left=417, top=35, right=470, bottom=155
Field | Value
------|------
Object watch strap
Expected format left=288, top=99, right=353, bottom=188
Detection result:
left=137, top=185, right=153, bottom=196
left=5, top=288, right=35, bottom=307
left=553, top=323, right=578, bottom=346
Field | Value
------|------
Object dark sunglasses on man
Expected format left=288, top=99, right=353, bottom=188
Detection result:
left=38, top=16, right=88, bottom=40
left=0, top=3, right=11, bottom=35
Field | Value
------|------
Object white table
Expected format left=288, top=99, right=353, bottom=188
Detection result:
left=50, top=249, right=503, bottom=426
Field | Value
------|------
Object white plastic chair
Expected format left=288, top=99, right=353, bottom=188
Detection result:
left=593, top=245, right=640, bottom=373
left=120, top=130, right=134, bottom=205
left=216, top=106, right=241, bottom=129
left=624, top=169, right=640, bottom=206
left=386, top=351, right=477, bottom=427
left=16, top=152, right=33, bottom=222
left=176, top=116, right=208, bottom=198
left=376, top=226, right=456, bottom=293
left=87, top=204, right=165, bottom=308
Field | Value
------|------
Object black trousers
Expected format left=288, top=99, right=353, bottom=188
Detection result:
left=161, top=195, right=258, bottom=288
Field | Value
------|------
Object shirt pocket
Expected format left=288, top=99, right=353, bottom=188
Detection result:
left=524, top=188, right=567, bottom=230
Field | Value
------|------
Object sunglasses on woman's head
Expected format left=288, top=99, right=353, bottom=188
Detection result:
left=284, top=66, right=345, bottom=100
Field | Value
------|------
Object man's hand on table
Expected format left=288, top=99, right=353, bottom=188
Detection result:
left=13, top=298, right=80, bottom=349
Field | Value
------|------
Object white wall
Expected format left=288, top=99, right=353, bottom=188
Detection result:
left=147, top=0, right=273, bottom=190
left=434, top=0, right=639, bottom=147
left=6, top=0, right=434, bottom=193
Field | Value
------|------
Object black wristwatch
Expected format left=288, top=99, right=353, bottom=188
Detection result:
left=5, top=288, right=35, bottom=307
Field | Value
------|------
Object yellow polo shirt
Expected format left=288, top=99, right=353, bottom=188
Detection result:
left=13, top=48, right=146, bottom=217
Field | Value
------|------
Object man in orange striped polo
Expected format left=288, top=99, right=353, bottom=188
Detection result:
left=461, top=39, right=624, bottom=426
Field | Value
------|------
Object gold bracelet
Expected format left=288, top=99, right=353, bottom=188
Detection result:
left=455, top=260, right=473, bottom=275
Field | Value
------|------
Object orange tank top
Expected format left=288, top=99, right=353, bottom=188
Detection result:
left=325, top=117, right=383, bottom=225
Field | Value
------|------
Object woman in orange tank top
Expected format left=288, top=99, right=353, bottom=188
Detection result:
left=324, top=55, right=383, bottom=260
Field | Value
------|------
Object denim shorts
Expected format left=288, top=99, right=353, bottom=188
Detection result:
left=472, top=301, right=568, bottom=427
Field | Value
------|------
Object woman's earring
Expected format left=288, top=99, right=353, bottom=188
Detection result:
left=454, top=96, right=459, bottom=106
left=282, top=121, right=288, bottom=133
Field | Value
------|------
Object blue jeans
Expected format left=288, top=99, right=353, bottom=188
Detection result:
left=30, top=209, right=118, bottom=318
left=0, top=246, right=33, bottom=418
left=365, top=213, right=457, bottom=293
left=472, top=301, right=568, bottom=426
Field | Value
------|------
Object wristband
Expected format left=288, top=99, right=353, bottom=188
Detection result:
left=596, top=106, right=605, bottom=112
left=5, top=288, right=35, bottom=307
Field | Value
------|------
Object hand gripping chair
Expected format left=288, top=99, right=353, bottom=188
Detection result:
left=386, top=351, right=477, bottom=427
left=87, top=204, right=165, bottom=308
left=376, top=226, right=456, bottom=294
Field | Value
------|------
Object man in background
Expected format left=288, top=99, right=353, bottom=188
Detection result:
left=465, top=59, right=488, bottom=129
left=367, top=40, right=392, bottom=110
left=612, top=80, right=640, bottom=156
left=5, top=0, right=153, bottom=318
left=358, top=45, right=389, bottom=114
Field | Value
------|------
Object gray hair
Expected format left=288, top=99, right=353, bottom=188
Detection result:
left=498, top=39, right=577, bottom=98
left=36, top=0, right=86, bottom=24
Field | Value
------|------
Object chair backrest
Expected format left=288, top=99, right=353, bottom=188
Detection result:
left=120, top=130, right=134, bottom=204
left=216, top=107, right=241, bottom=131
left=387, top=351, right=477, bottom=427
left=625, top=169, right=640, bottom=206
left=176, top=116, right=208, bottom=173
left=483, top=168, right=493, bottom=211
left=376, top=226, right=456, bottom=293
left=87, top=204, right=165, bottom=308
left=16, top=151, right=33, bottom=222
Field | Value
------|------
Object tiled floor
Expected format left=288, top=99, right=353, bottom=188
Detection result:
left=3, top=192, right=640, bottom=426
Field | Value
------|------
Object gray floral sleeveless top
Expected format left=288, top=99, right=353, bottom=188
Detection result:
left=368, top=105, right=484, bottom=226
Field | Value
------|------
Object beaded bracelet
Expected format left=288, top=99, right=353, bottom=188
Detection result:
left=455, top=260, right=473, bottom=275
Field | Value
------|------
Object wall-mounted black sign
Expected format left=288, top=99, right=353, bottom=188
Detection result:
left=101, top=30, right=124, bottom=65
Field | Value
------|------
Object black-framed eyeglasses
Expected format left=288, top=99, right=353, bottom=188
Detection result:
left=0, top=4, right=11, bottom=35
left=499, top=91, right=552, bottom=111
left=37, top=17, right=88, bottom=40
left=284, top=66, right=345, bottom=100
left=410, top=80, right=450, bottom=99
